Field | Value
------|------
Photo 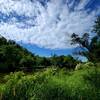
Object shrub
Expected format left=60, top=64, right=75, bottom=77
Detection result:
left=75, top=62, right=94, bottom=70
left=1, top=65, right=100, bottom=100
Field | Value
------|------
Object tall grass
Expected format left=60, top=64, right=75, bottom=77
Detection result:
left=0, top=63, right=100, bottom=100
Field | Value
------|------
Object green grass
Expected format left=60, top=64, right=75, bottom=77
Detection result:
left=0, top=63, right=100, bottom=100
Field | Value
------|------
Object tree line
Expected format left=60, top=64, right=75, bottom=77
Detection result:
left=0, top=36, right=78, bottom=72
left=0, top=16, right=100, bottom=73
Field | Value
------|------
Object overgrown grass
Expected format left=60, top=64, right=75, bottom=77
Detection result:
left=0, top=63, right=100, bottom=100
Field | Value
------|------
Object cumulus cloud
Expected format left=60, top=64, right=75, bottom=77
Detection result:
left=0, top=0, right=99, bottom=49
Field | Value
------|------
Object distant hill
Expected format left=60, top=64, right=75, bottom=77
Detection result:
left=0, top=35, right=37, bottom=72
left=0, top=35, right=78, bottom=73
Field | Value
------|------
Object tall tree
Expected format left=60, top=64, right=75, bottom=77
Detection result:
left=71, top=16, right=100, bottom=62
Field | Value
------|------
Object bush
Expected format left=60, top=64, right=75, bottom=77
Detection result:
left=75, top=62, right=94, bottom=70
left=0, top=65, right=100, bottom=100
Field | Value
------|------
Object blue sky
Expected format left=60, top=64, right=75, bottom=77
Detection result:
left=0, top=0, right=100, bottom=57
left=19, top=42, right=74, bottom=57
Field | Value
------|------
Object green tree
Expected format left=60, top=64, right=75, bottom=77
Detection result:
left=71, top=17, right=100, bottom=62
left=19, top=56, right=35, bottom=72
left=0, top=36, right=36, bottom=72
left=0, top=45, right=22, bottom=72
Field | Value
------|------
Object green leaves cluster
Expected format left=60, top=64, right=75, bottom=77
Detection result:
left=0, top=36, right=78, bottom=72
left=0, top=37, right=36, bottom=72
left=0, top=64, right=100, bottom=100
left=71, top=16, right=100, bottom=63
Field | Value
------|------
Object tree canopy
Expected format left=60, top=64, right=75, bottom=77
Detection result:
left=0, top=36, right=78, bottom=72
left=71, top=16, right=100, bottom=63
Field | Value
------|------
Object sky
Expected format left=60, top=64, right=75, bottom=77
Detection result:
left=0, top=0, right=100, bottom=57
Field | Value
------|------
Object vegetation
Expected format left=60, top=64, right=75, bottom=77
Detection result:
left=0, top=36, right=78, bottom=72
left=0, top=17, right=100, bottom=100
left=71, top=17, right=100, bottom=63
left=0, top=63, right=100, bottom=100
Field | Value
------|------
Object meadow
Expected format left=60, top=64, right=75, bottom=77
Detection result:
left=0, top=62, right=100, bottom=100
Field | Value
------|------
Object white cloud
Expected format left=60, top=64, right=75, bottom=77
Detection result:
left=0, top=0, right=99, bottom=49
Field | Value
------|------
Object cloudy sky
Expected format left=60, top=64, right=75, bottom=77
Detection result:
left=0, top=0, right=100, bottom=56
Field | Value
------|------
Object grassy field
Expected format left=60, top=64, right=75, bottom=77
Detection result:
left=0, top=63, right=100, bottom=100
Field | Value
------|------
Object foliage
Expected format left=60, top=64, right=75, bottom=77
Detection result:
left=93, top=17, right=100, bottom=36
left=0, top=63, right=100, bottom=100
left=71, top=16, right=100, bottom=63
left=0, top=36, right=36, bottom=72
left=75, top=62, right=94, bottom=70
left=0, top=36, right=78, bottom=72
left=50, top=55, right=79, bottom=69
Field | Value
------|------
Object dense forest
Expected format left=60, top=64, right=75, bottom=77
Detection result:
left=0, top=17, right=100, bottom=100
left=0, top=35, right=79, bottom=72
